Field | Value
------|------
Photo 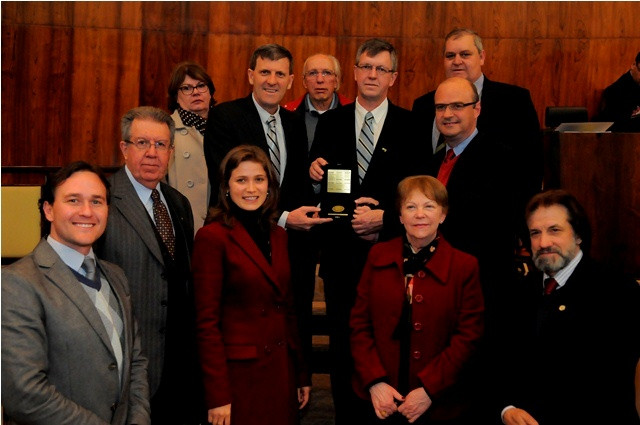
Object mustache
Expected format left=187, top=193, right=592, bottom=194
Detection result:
left=534, top=247, right=560, bottom=256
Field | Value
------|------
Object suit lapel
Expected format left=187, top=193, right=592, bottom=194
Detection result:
left=111, top=169, right=165, bottom=265
left=33, top=241, right=116, bottom=356
left=243, top=95, right=270, bottom=151
left=365, top=101, right=397, bottom=183
left=228, top=223, right=284, bottom=294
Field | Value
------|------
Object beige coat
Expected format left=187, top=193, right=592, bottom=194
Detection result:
left=167, top=110, right=210, bottom=233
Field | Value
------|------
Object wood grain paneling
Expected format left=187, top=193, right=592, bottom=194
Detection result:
left=2, top=1, right=640, bottom=172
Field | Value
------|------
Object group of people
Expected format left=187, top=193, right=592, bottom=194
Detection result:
left=2, top=27, right=638, bottom=425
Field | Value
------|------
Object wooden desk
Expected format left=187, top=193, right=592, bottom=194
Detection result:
left=543, top=132, right=640, bottom=278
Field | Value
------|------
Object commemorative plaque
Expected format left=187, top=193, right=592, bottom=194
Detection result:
left=320, top=167, right=352, bottom=219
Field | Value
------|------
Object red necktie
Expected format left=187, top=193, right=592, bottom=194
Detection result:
left=543, top=277, right=558, bottom=295
left=437, top=149, right=459, bottom=186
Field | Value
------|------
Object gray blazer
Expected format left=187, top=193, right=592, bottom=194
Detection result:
left=1, top=240, right=150, bottom=425
left=96, top=167, right=195, bottom=396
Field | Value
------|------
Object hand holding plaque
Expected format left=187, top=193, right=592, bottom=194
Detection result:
left=320, top=166, right=353, bottom=219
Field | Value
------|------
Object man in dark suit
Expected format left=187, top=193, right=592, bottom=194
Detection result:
left=283, top=53, right=352, bottom=148
left=96, top=107, right=203, bottom=425
left=203, top=44, right=331, bottom=374
left=427, top=76, right=530, bottom=424
left=2, top=161, right=150, bottom=425
left=594, top=51, right=640, bottom=130
left=412, top=27, right=541, bottom=196
left=309, top=38, right=427, bottom=424
left=499, top=190, right=639, bottom=425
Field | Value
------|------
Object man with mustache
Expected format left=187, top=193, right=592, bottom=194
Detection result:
left=498, top=190, right=639, bottom=425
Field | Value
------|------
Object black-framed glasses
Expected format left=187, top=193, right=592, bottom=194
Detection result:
left=434, top=101, right=478, bottom=113
left=178, top=82, right=209, bottom=95
left=304, top=69, right=336, bottom=78
left=124, top=139, right=172, bottom=151
left=355, top=64, right=395, bottom=75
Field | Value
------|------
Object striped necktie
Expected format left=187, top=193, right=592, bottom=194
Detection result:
left=266, top=115, right=281, bottom=182
left=357, top=112, right=375, bottom=184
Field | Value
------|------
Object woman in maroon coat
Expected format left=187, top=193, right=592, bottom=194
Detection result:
left=350, top=175, right=484, bottom=424
left=192, top=145, right=310, bottom=425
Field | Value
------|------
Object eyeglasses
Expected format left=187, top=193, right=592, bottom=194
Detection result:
left=178, top=82, right=209, bottom=95
left=434, top=101, right=478, bottom=113
left=355, top=64, right=395, bottom=75
left=304, top=69, right=336, bottom=78
left=124, top=139, right=172, bottom=151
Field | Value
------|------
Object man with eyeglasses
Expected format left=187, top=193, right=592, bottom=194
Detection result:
left=283, top=54, right=352, bottom=148
left=426, top=77, right=533, bottom=424
left=412, top=27, right=541, bottom=197
left=96, top=106, right=205, bottom=424
left=309, top=38, right=428, bottom=424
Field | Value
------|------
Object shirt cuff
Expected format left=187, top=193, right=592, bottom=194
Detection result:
left=278, top=211, right=289, bottom=229
left=501, top=405, right=516, bottom=423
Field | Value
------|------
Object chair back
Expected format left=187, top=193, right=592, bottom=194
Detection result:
left=2, top=185, right=42, bottom=261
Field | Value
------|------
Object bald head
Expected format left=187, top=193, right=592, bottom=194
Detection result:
left=434, top=77, right=481, bottom=147
left=302, top=54, right=341, bottom=111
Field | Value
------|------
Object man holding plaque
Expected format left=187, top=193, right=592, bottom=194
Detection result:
left=309, top=38, right=428, bottom=424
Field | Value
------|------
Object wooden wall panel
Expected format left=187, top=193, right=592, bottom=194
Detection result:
left=2, top=1, right=640, bottom=176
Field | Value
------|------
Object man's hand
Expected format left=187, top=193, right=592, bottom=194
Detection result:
left=286, top=206, right=332, bottom=231
left=352, top=197, right=383, bottom=240
left=310, top=157, right=328, bottom=182
left=369, top=382, right=403, bottom=420
left=502, top=407, right=539, bottom=425
left=397, top=387, right=431, bottom=423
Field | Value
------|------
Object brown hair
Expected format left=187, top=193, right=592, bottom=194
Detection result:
left=206, top=145, right=280, bottom=227
left=167, top=61, right=216, bottom=112
left=396, top=175, right=448, bottom=215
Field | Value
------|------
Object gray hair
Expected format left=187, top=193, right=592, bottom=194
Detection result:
left=120, top=106, right=175, bottom=146
left=356, top=38, right=398, bottom=72
left=443, top=28, right=484, bottom=55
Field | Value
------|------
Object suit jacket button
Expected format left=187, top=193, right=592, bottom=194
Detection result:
left=186, top=180, right=194, bottom=188
left=160, top=299, right=168, bottom=307
left=277, top=340, right=285, bottom=347
left=417, top=271, right=426, bottom=278
left=108, top=362, right=117, bottom=370
left=260, top=308, right=267, bottom=316
left=180, top=129, right=189, bottom=136
left=414, top=294, right=423, bottom=303
left=413, top=322, right=422, bottom=331
left=412, top=350, right=422, bottom=360
left=182, top=150, right=190, bottom=158
left=111, top=402, right=118, bottom=412
left=264, top=345, right=272, bottom=354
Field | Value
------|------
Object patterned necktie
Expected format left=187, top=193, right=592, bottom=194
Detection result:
left=544, top=277, right=558, bottom=295
left=81, top=256, right=101, bottom=290
left=436, top=148, right=458, bottom=186
left=151, top=189, right=175, bottom=258
left=266, top=115, right=281, bottom=182
left=357, top=112, right=375, bottom=184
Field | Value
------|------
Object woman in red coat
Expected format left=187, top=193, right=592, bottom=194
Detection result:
left=350, top=175, right=484, bottom=424
left=192, top=145, right=310, bottom=425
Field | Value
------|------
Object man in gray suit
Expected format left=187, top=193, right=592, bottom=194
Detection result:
left=96, top=107, right=203, bottom=424
left=2, top=161, right=150, bottom=425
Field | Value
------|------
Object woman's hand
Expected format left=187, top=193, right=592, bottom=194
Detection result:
left=298, top=386, right=311, bottom=409
left=208, top=404, right=231, bottom=425
left=397, top=387, right=432, bottom=423
left=369, top=382, right=404, bottom=419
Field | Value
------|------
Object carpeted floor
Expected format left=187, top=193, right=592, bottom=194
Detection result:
left=300, top=374, right=335, bottom=425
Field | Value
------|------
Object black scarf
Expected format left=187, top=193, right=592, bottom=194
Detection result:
left=177, top=106, right=207, bottom=135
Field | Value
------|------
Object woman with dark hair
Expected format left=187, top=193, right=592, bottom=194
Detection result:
left=350, top=175, right=484, bottom=424
left=192, top=145, right=310, bottom=425
left=166, top=61, right=216, bottom=232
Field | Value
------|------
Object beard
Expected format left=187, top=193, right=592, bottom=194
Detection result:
left=533, top=248, right=571, bottom=275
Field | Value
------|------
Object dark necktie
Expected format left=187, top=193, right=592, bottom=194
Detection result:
left=544, top=277, right=558, bottom=295
left=436, top=149, right=457, bottom=186
left=151, top=189, right=175, bottom=258
left=76, top=256, right=101, bottom=290
left=266, top=115, right=281, bottom=182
